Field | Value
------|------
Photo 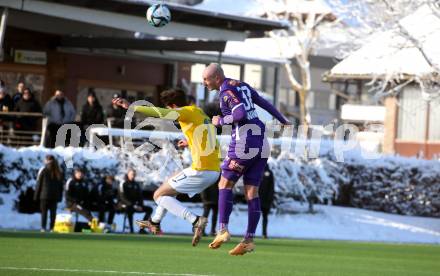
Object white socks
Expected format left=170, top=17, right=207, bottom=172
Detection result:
left=151, top=205, right=167, bottom=224
left=155, top=196, right=197, bottom=224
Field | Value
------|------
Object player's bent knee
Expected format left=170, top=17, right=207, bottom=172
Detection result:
left=154, top=195, right=162, bottom=204
left=244, top=185, right=259, bottom=200
left=153, top=190, right=162, bottom=203
left=218, top=177, right=235, bottom=189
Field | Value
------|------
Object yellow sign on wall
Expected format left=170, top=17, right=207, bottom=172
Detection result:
left=14, top=50, right=47, bottom=65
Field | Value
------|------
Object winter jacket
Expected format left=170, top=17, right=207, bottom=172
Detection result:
left=106, top=104, right=125, bottom=128
left=43, top=97, right=76, bottom=125
left=34, top=166, right=63, bottom=202
left=80, top=103, right=104, bottom=128
left=90, top=179, right=118, bottom=206
left=14, top=97, right=42, bottom=113
left=201, top=183, right=219, bottom=205
left=118, top=179, right=143, bottom=206
left=65, top=178, right=90, bottom=206
left=259, top=167, right=275, bottom=210
left=14, top=97, right=42, bottom=130
left=12, top=92, right=22, bottom=104
left=0, top=94, right=13, bottom=111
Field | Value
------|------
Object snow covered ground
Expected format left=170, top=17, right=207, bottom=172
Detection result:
left=1, top=192, right=439, bottom=244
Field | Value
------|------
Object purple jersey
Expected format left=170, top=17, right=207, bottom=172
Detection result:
left=219, top=78, right=268, bottom=159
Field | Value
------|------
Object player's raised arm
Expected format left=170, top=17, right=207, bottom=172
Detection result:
left=251, top=91, right=291, bottom=125
left=112, top=98, right=179, bottom=120
left=212, top=90, right=247, bottom=126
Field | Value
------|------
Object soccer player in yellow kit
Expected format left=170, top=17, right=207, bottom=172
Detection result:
left=113, top=89, right=220, bottom=246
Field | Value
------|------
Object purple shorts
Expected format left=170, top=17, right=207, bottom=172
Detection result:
left=221, top=156, right=268, bottom=186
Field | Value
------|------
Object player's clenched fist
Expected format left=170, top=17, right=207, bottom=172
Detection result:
left=112, top=97, right=129, bottom=109
left=177, top=139, right=188, bottom=148
left=212, top=115, right=221, bottom=126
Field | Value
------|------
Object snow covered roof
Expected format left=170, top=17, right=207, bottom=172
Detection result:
left=341, top=104, right=385, bottom=122
left=195, top=0, right=332, bottom=17
left=327, top=5, right=440, bottom=81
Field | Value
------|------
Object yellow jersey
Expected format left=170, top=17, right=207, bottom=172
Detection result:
left=135, top=105, right=220, bottom=172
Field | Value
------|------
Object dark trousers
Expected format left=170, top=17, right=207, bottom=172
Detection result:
left=67, top=202, right=93, bottom=222
left=40, top=199, right=58, bottom=230
left=262, top=207, right=270, bottom=237
left=98, top=203, right=116, bottom=224
left=126, top=205, right=153, bottom=233
left=45, top=123, right=74, bottom=148
left=202, top=203, right=218, bottom=235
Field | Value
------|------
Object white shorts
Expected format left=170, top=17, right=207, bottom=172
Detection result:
left=168, top=168, right=220, bottom=198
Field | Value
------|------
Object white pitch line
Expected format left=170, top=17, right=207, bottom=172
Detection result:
left=0, top=267, right=213, bottom=276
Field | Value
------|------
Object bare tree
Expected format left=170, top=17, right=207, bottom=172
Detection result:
left=261, top=0, right=440, bottom=129
left=329, top=0, right=440, bottom=98
left=259, top=0, right=339, bottom=133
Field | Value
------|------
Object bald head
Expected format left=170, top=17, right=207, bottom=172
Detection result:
left=202, top=63, right=225, bottom=91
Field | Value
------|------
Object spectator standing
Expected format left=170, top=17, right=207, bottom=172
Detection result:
left=201, top=183, right=219, bottom=236
left=0, top=88, right=13, bottom=129
left=0, top=87, right=12, bottom=111
left=259, top=165, right=275, bottom=239
left=106, top=93, right=126, bottom=128
left=43, top=90, right=76, bottom=148
left=118, top=169, right=153, bottom=233
left=14, top=88, right=42, bottom=131
left=12, top=81, right=25, bottom=105
left=80, top=90, right=104, bottom=145
left=65, top=168, right=96, bottom=225
left=80, top=90, right=104, bottom=129
left=34, top=155, right=64, bottom=232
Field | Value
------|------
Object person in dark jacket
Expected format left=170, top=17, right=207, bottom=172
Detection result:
left=0, top=88, right=13, bottom=129
left=34, top=155, right=64, bottom=232
left=14, top=88, right=42, bottom=131
left=106, top=93, right=126, bottom=128
left=0, top=87, right=13, bottom=111
left=12, top=81, right=25, bottom=105
left=80, top=90, right=104, bottom=129
left=118, top=169, right=153, bottom=233
left=80, top=90, right=104, bottom=145
left=91, top=175, right=118, bottom=225
left=201, top=183, right=219, bottom=236
left=65, top=168, right=94, bottom=222
left=259, top=165, right=275, bottom=239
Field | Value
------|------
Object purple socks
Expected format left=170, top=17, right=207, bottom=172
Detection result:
left=245, top=197, right=261, bottom=240
left=218, top=189, right=233, bottom=231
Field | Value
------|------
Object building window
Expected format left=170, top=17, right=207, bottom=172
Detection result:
left=397, top=86, right=428, bottom=141
left=306, top=91, right=315, bottom=109
left=329, top=93, right=336, bottom=110
left=429, top=96, right=440, bottom=141
left=244, top=64, right=262, bottom=90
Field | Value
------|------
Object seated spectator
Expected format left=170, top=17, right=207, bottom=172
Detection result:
left=118, top=168, right=152, bottom=233
left=91, top=175, right=118, bottom=225
left=106, top=93, right=126, bottom=128
left=34, top=155, right=64, bottom=232
left=12, top=81, right=25, bottom=105
left=65, top=168, right=96, bottom=225
left=14, top=88, right=42, bottom=131
left=43, top=89, right=76, bottom=148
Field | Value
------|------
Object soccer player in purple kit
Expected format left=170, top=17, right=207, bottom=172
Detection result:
left=202, top=63, right=290, bottom=255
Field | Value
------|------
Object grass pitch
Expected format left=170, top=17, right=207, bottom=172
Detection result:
left=0, top=231, right=438, bottom=276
